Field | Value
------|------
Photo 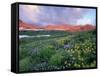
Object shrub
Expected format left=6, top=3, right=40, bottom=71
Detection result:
left=38, top=47, right=56, bottom=62
left=19, top=47, right=30, bottom=60
left=19, top=57, right=32, bottom=71
left=49, top=53, right=64, bottom=66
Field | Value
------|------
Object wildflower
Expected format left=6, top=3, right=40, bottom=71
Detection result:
left=64, top=44, right=71, bottom=49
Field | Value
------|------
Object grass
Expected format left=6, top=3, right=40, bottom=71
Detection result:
left=19, top=30, right=96, bottom=72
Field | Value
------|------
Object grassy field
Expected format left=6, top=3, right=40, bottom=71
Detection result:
left=19, top=30, right=96, bottom=72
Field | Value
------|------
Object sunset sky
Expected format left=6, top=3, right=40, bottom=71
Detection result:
left=19, top=5, right=96, bottom=26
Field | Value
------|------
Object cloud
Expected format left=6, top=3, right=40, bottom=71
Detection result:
left=19, top=5, right=96, bottom=26
left=76, top=9, right=96, bottom=25
left=19, top=5, right=40, bottom=24
left=77, top=18, right=93, bottom=25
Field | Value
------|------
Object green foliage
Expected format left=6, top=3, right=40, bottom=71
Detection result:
left=38, top=47, right=56, bottom=62
left=49, top=52, right=64, bottom=66
left=19, top=47, right=30, bottom=60
left=19, top=30, right=96, bottom=71
left=19, top=57, right=32, bottom=71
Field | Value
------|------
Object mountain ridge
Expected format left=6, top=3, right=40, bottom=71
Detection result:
left=19, top=20, right=96, bottom=32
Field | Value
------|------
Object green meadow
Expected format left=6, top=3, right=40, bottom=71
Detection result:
left=19, top=30, right=96, bottom=72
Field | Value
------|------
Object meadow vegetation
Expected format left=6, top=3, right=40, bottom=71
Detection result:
left=19, top=30, right=96, bottom=72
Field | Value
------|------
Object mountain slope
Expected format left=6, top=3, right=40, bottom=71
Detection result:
left=44, top=24, right=95, bottom=32
left=19, top=20, right=96, bottom=32
left=19, top=20, right=38, bottom=31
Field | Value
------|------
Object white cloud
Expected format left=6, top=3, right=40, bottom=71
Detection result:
left=19, top=5, right=40, bottom=23
left=76, top=18, right=93, bottom=25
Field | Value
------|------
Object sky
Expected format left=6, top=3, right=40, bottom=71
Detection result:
left=19, top=5, right=96, bottom=26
